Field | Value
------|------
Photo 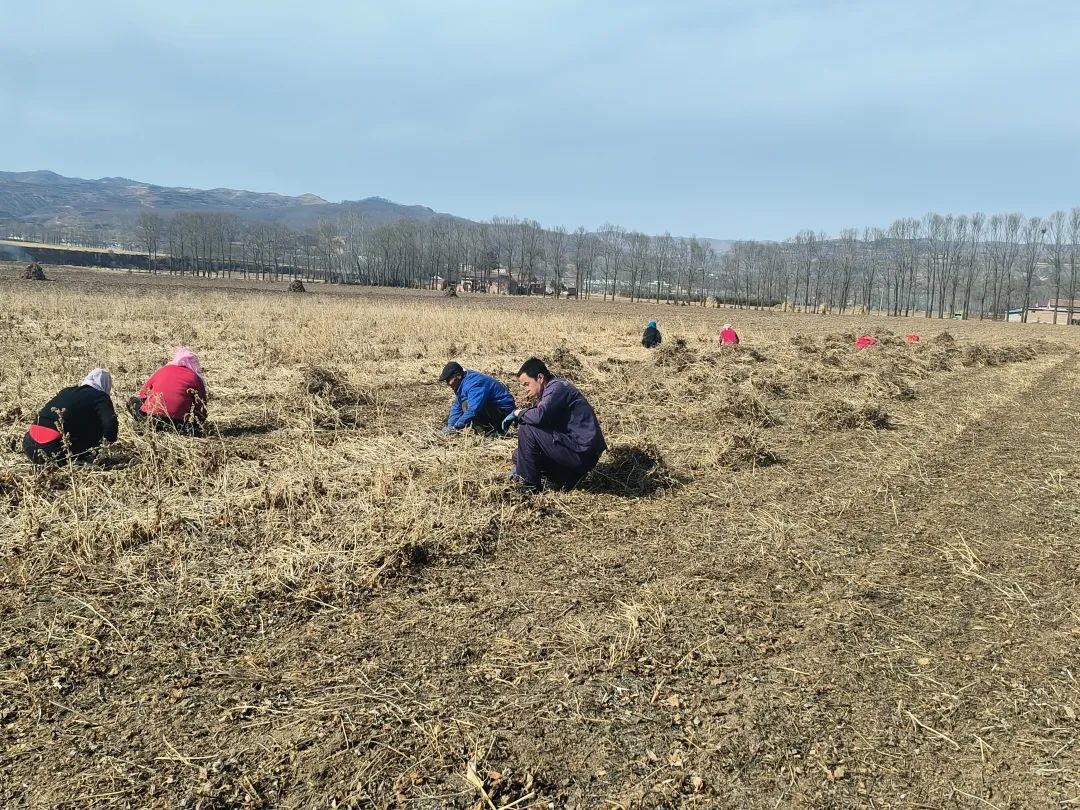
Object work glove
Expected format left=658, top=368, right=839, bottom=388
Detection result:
left=501, top=411, right=520, bottom=432
left=441, top=425, right=456, bottom=435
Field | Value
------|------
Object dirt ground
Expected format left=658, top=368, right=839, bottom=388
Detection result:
left=1, top=262, right=1078, bottom=809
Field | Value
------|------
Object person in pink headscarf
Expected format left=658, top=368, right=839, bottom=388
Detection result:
left=127, top=347, right=209, bottom=432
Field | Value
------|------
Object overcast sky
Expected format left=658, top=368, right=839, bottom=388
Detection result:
left=3, top=0, right=1078, bottom=239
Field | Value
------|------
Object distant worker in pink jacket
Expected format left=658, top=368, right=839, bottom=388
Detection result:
left=127, top=347, right=209, bottom=433
left=854, top=336, right=878, bottom=350
left=720, top=323, right=740, bottom=345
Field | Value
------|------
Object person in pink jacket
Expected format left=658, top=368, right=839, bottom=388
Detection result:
left=127, top=347, right=208, bottom=432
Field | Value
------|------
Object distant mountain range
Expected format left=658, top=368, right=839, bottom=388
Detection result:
left=0, top=169, right=733, bottom=252
left=0, top=170, right=459, bottom=230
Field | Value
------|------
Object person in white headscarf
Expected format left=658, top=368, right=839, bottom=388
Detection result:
left=127, top=347, right=209, bottom=433
left=23, top=368, right=118, bottom=463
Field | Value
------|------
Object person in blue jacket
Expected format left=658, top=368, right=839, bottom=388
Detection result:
left=439, top=361, right=516, bottom=435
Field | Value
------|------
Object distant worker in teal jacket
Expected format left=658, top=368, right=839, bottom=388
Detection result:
left=439, top=361, right=516, bottom=435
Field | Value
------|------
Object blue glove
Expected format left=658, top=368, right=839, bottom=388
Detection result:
left=501, top=411, right=519, bottom=432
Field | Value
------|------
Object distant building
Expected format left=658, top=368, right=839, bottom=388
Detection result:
left=446, top=267, right=526, bottom=294
left=1006, top=300, right=1080, bottom=324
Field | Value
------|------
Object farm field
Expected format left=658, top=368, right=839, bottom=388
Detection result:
left=1, top=263, right=1079, bottom=809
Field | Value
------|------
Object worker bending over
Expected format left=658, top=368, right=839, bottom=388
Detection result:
left=641, top=321, right=662, bottom=348
left=439, top=361, right=515, bottom=435
left=23, top=368, right=118, bottom=464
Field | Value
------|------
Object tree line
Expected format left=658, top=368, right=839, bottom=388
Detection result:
left=5, top=207, right=1079, bottom=322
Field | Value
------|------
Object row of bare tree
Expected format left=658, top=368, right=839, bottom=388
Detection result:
left=7, top=207, right=1079, bottom=321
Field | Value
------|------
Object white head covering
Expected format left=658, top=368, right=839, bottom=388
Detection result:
left=723, top=323, right=733, bottom=330
left=81, top=368, right=113, bottom=395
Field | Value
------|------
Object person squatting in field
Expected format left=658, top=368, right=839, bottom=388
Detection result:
left=720, top=323, right=740, bottom=345
left=641, top=320, right=662, bottom=348
left=127, top=347, right=208, bottom=434
left=23, top=368, right=119, bottom=464
left=503, top=357, right=607, bottom=491
left=439, top=361, right=516, bottom=435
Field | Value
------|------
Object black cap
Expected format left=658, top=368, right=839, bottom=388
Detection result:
left=439, top=361, right=464, bottom=382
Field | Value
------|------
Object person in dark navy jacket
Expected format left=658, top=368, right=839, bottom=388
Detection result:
left=502, top=357, right=606, bottom=490
left=641, top=320, right=662, bottom=348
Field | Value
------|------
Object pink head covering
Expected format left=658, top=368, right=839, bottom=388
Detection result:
left=169, top=347, right=204, bottom=379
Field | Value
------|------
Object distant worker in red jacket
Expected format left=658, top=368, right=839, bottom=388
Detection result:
left=127, top=347, right=208, bottom=433
left=905, top=334, right=920, bottom=344
left=854, top=335, right=878, bottom=350
left=720, top=323, right=740, bottom=345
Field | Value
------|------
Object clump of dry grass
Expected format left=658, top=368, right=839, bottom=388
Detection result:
left=654, top=336, right=695, bottom=370
left=589, top=443, right=675, bottom=497
left=297, top=365, right=373, bottom=427
left=814, top=398, right=892, bottom=430
left=720, top=386, right=777, bottom=427
left=287, top=279, right=306, bottom=293
left=958, top=342, right=1038, bottom=367
left=734, top=345, right=768, bottom=363
left=715, top=426, right=779, bottom=469
left=932, top=330, right=956, bottom=345
left=300, top=365, right=359, bottom=404
left=995, top=344, right=1038, bottom=363
left=819, top=347, right=845, bottom=367
left=749, top=374, right=787, bottom=398
left=874, top=328, right=907, bottom=347
left=822, top=331, right=857, bottom=349
left=22, top=263, right=47, bottom=281
left=913, top=344, right=956, bottom=373
left=550, top=342, right=587, bottom=380
left=960, top=344, right=1000, bottom=367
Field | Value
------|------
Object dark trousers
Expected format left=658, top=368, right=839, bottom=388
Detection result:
left=513, top=423, right=601, bottom=490
left=471, top=402, right=513, bottom=436
left=23, top=432, right=66, bottom=464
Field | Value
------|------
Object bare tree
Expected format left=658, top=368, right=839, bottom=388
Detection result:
left=598, top=224, right=626, bottom=301
left=546, top=226, right=568, bottom=296
left=1019, top=216, right=1044, bottom=323
left=625, top=231, right=651, bottom=302
left=1069, top=208, right=1080, bottom=326
left=1044, top=211, right=1066, bottom=323
left=136, top=212, right=164, bottom=273
left=652, top=232, right=676, bottom=304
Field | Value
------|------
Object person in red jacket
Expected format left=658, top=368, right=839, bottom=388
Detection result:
left=720, top=323, right=740, bottom=345
left=854, top=335, right=878, bottom=350
left=127, top=347, right=208, bottom=433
